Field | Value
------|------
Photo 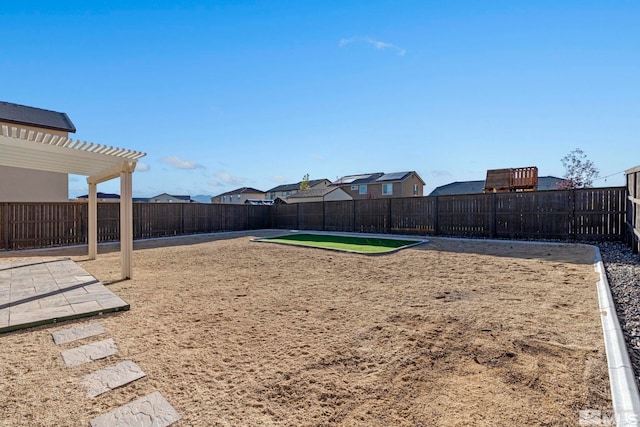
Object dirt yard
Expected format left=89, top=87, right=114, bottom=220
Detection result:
left=0, top=232, right=611, bottom=426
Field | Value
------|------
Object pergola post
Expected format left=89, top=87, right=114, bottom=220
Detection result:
left=88, top=182, right=97, bottom=260
left=120, top=168, right=134, bottom=279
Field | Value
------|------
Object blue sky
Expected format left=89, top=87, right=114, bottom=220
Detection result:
left=3, top=1, right=638, bottom=198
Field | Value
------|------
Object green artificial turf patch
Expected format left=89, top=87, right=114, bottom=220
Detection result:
left=257, top=233, right=423, bottom=254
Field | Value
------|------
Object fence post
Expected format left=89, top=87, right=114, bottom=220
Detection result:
left=490, top=193, right=497, bottom=238
left=434, top=196, right=439, bottom=236
left=352, top=199, right=357, bottom=232
left=322, top=200, right=326, bottom=231
left=2, top=203, right=8, bottom=250
left=271, top=205, right=276, bottom=230
left=571, top=189, right=577, bottom=241
left=387, top=198, right=392, bottom=234
left=180, top=203, right=185, bottom=235
left=296, top=202, right=300, bottom=230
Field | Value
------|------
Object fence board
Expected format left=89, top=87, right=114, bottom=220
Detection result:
left=355, top=199, right=390, bottom=233
left=627, top=166, right=640, bottom=253
left=390, top=197, right=436, bottom=234
left=298, top=202, right=324, bottom=231
left=495, top=191, right=571, bottom=240
left=324, top=200, right=354, bottom=232
left=575, top=188, right=626, bottom=241
left=181, top=204, right=214, bottom=234
left=0, top=204, right=6, bottom=250
left=438, top=194, right=492, bottom=237
left=4, top=203, right=86, bottom=249
left=271, top=204, right=297, bottom=230
left=248, top=205, right=271, bottom=230
left=221, top=205, right=248, bottom=230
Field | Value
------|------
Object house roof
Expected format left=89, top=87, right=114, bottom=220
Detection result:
left=376, top=171, right=425, bottom=185
left=150, top=193, right=192, bottom=201
left=0, top=101, right=76, bottom=133
left=214, top=187, right=265, bottom=198
left=428, top=180, right=487, bottom=196
left=287, top=187, right=342, bottom=199
left=266, top=179, right=329, bottom=193
left=332, top=171, right=424, bottom=186
left=332, top=173, right=385, bottom=185
left=428, top=176, right=567, bottom=196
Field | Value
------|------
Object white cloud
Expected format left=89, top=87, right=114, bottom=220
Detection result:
left=216, top=172, right=245, bottom=184
left=161, top=156, right=203, bottom=170
left=339, top=37, right=406, bottom=56
left=209, top=171, right=246, bottom=189
left=135, top=162, right=150, bottom=172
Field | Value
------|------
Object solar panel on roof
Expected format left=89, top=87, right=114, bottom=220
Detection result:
left=377, top=172, right=409, bottom=182
left=338, top=174, right=372, bottom=184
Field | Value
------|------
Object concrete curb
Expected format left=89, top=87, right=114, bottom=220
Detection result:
left=594, top=248, right=640, bottom=426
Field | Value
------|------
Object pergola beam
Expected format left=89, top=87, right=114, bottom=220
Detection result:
left=87, top=161, right=138, bottom=185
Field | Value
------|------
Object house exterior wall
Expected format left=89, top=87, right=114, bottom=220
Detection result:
left=286, top=195, right=323, bottom=203
left=336, top=183, right=379, bottom=200
left=283, top=188, right=352, bottom=204
left=334, top=173, right=424, bottom=199
left=212, top=192, right=265, bottom=204
left=0, top=165, right=69, bottom=202
left=0, top=121, right=70, bottom=202
left=266, top=179, right=331, bottom=200
left=395, top=173, right=424, bottom=197
left=149, top=194, right=191, bottom=203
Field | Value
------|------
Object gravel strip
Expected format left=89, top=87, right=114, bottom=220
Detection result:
left=598, top=241, right=640, bottom=387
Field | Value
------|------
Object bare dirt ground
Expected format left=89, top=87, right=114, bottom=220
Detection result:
left=0, top=232, right=611, bottom=426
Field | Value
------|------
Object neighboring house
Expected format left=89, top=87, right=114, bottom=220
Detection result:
left=331, top=171, right=425, bottom=199
left=429, top=176, right=567, bottom=196
left=286, top=187, right=353, bottom=203
left=148, top=193, right=194, bottom=203
left=265, top=179, right=331, bottom=201
left=0, top=101, right=76, bottom=202
left=211, top=187, right=265, bottom=204
left=76, top=192, right=121, bottom=202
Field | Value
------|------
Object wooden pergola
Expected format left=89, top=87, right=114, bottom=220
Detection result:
left=0, top=125, right=146, bottom=279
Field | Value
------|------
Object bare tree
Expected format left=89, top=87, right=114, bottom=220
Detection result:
left=558, top=148, right=599, bottom=189
left=299, top=173, right=311, bottom=190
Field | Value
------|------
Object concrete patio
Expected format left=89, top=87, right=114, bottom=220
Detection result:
left=0, top=258, right=129, bottom=334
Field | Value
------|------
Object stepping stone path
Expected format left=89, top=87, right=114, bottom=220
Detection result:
left=60, top=338, right=118, bottom=368
left=81, top=360, right=146, bottom=398
left=52, top=323, right=106, bottom=345
left=52, top=323, right=181, bottom=426
left=89, top=391, right=182, bottom=427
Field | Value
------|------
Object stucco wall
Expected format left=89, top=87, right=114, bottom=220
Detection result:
left=0, top=165, right=69, bottom=202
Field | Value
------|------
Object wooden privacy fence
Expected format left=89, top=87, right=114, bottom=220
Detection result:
left=271, top=187, right=627, bottom=241
left=628, top=166, right=640, bottom=253
left=0, top=202, right=270, bottom=250
left=0, top=187, right=627, bottom=251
